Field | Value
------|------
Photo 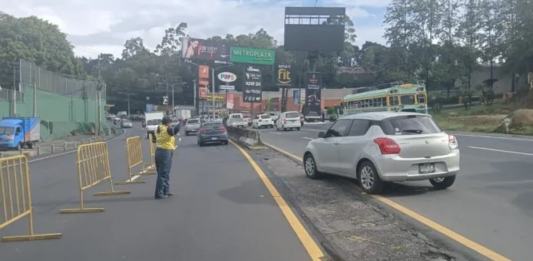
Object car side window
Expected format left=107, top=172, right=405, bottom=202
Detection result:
left=348, top=120, right=371, bottom=136
left=328, top=120, right=352, bottom=137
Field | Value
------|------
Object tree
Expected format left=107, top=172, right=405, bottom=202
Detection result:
left=478, top=0, right=505, bottom=91
left=456, top=0, right=482, bottom=94
left=122, top=37, right=149, bottom=59
left=155, top=22, right=187, bottom=56
left=0, top=13, right=83, bottom=88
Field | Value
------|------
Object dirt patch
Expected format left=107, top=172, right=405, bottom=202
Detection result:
left=253, top=148, right=476, bottom=261
left=509, top=109, right=533, bottom=128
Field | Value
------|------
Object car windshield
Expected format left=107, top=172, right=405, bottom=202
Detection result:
left=202, top=123, right=223, bottom=129
left=0, top=127, right=14, bottom=135
left=286, top=112, right=299, bottom=118
left=231, top=115, right=242, bottom=119
left=260, top=115, right=270, bottom=119
left=187, top=119, right=199, bottom=124
left=381, top=115, right=441, bottom=135
left=147, top=119, right=162, bottom=125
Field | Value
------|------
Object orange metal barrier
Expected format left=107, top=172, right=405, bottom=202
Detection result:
left=143, top=133, right=157, bottom=175
left=115, top=136, right=148, bottom=184
left=0, top=155, right=62, bottom=242
left=60, top=142, right=130, bottom=214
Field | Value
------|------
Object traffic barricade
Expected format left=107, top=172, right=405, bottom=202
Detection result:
left=60, top=142, right=130, bottom=214
left=0, top=155, right=62, bottom=242
left=115, top=136, right=148, bottom=185
left=143, top=133, right=157, bottom=175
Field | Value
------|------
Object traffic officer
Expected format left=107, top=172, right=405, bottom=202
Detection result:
left=154, top=116, right=180, bottom=199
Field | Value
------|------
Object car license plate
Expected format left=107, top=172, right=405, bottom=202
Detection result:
left=419, top=163, right=435, bottom=174
left=211, top=137, right=218, bottom=140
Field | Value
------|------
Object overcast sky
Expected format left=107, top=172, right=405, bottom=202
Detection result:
left=1, top=0, right=390, bottom=58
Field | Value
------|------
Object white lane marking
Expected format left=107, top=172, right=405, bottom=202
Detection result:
left=130, top=175, right=141, bottom=181
left=468, top=146, right=533, bottom=156
left=302, top=137, right=313, bottom=140
left=456, top=134, right=533, bottom=142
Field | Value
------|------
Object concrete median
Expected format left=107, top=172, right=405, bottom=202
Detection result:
left=227, top=127, right=263, bottom=149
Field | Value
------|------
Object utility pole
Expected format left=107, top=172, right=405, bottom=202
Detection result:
left=211, top=67, right=216, bottom=118
left=127, top=93, right=131, bottom=117
left=171, top=84, right=175, bottom=113
left=193, top=79, right=197, bottom=114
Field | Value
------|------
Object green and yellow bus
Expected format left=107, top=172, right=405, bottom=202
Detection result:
left=342, top=83, right=428, bottom=115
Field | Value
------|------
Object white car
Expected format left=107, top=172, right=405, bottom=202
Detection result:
left=252, top=114, right=274, bottom=129
left=276, top=111, right=302, bottom=131
left=227, top=114, right=247, bottom=128
left=184, top=118, right=201, bottom=135
left=303, top=112, right=460, bottom=194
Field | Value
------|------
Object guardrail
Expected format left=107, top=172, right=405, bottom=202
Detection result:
left=0, top=155, right=62, bottom=242
left=60, top=142, right=130, bottom=214
left=227, top=127, right=262, bottom=148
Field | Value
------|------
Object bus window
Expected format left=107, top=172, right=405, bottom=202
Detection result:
left=417, top=94, right=426, bottom=104
left=401, top=95, right=415, bottom=105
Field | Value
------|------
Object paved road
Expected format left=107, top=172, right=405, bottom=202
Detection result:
left=260, top=124, right=533, bottom=261
left=0, top=126, right=311, bottom=261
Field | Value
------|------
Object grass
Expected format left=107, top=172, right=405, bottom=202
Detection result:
left=431, top=101, right=533, bottom=135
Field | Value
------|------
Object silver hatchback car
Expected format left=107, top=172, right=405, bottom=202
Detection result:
left=303, top=112, right=460, bottom=194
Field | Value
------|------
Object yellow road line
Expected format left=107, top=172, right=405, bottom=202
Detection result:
left=262, top=141, right=511, bottom=261
left=231, top=141, right=325, bottom=261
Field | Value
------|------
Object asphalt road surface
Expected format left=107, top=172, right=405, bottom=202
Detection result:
left=260, top=124, right=533, bottom=261
left=0, top=125, right=311, bottom=261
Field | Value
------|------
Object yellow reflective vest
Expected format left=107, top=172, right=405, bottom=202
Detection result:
left=155, top=124, right=176, bottom=150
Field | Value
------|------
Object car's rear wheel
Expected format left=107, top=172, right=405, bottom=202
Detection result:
left=296, top=127, right=301, bottom=131
left=357, top=161, right=383, bottom=194
left=429, top=175, right=456, bottom=189
left=304, top=154, right=322, bottom=179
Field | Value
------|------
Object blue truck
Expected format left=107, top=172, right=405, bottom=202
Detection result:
left=0, top=117, right=40, bottom=150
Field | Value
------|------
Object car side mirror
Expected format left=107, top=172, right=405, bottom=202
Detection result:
left=318, top=131, right=326, bottom=138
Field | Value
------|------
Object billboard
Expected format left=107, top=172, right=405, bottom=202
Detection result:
left=198, top=65, right=210, bottom=99
left=182, top=38, right=230, bottom=62
left=243, top=66, right=262, bottom=103
left=227, top=93, right=235, bottom=109
left=305, top=73, right=321, bottom=117
left=230, top=47, right=275, bottom=65
left=216, top=68, right=240, bottom=91
left=277, top=64, right=292, bottom=87
left=284, top=7, right=345, bottom=52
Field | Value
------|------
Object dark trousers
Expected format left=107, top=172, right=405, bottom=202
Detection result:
left=154, top=148, right=173, bottom=198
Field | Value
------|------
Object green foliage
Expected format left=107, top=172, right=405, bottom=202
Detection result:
left=0, top=13, right=83, bottom=88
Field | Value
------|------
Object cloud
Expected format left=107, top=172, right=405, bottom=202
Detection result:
left=2, top=0, right=388, bottom=57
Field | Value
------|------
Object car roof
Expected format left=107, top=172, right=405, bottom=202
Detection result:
left=338, top=112, right=428, bottom=121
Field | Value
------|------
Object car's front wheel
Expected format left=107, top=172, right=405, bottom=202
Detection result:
left=304, top=153, right=322, bottom=179
left=357, top=161, right=383, bottom=194
left=429, top=175, right=456, bottom=190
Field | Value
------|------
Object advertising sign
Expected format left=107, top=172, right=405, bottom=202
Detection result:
left=182, top=38, right=230, bottom=62
left=243, top=66, right=262, bottom=102
left=292, top=89, right=300, bottom=104
left=198, top=65, right=210, bottom=99
left=217, top=71, right=237, bottom=91
left=305, top=73, right=321, bottom=117
left=277, top=64, right=292, bottom=87
left=230, top=47, right=275, bottom=65
left=227, top=93, right=234, bottom=109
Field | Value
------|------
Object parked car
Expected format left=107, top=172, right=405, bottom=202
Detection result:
left=184, top=118, right=201, bottom=136
left=242, top=113, right=252, bottom=126
left=252, top=114, right=274, bottom=129
left=121, top=119, right=133, bottom=128
left=303, top=112, right=460, bottom=194
left=276, top=111, right=302, bottom=131
left=197, top=122, right=228, bottom=146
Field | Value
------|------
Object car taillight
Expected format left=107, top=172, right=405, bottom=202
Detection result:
left=373, top=137, right=401, bottom=154
left=448, top=135, right=458, bottom=150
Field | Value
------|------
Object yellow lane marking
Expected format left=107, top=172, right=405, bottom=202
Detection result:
left=230, top=141, right=325, bottom=261
left=262, top=141, right=511, bottom=261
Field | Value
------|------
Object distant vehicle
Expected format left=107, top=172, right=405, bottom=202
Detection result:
left=197, top=122, right=228, bottom=146
left=276, top=111, right=301, bottom=131
left=106, top=114, right=115, bottom=120
left=117, top=111, right=128, bottom=118
left=342, top=83, right=428, bottom=115
left=175, top=109, right=192, bottom=121
left=184, top=118, right=201, bottom=136
left=266, top=111, right=280, bottom=123
left=252, top=114, right=274, bottom=129
left=121, top=119, right=133, bottom=128
left=242, top=113, right=252, bottom=126
left=227, top=113, right=247, bottom=128
left=0, top=117, right=40, bottom=150
left=303, top=112, right=460, bottom=194
left=145, top=111, right=164, bottom=138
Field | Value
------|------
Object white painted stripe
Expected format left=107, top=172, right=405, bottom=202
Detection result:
left=468, top=146, right=533, bottom=156
left=130, top=175, right=141, bottom=181
left=456, top=134, right=533, bottom=142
